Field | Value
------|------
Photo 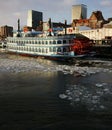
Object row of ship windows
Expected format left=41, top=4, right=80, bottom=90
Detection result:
left=8, top=40, right=73, bottom=45
left=8, top=46, right=70, bottom=53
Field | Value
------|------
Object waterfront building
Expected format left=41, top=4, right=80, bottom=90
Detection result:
left=72, top=10, right=107, bottom=29
left=27, top=10, right=43, bottom=29
left=72, top=4, right=87, bottom=21
left=79, top=27, right=112, bottom=42
left=0, top=25, right=13, bottom=39
left=89, top=11, right=106, bottom=29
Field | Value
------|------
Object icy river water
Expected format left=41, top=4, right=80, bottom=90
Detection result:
left=0, top=51, right=112, bottom=130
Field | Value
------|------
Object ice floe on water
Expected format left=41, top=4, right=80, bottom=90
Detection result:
left=1, top=53, right=112, bottom=111
left=0, top=54, right=112, bottom=75
left=59, top=83, right=112, bottom=111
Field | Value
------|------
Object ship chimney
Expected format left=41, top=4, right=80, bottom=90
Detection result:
left=65, top=20, right=67, bottom=35
left=18, top=19, right=20, bottom=32
left=17, top=19, right=21, bottom=37
left=48, top=18, right=52, bottom=36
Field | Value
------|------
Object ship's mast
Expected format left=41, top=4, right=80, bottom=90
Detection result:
left=65, top=20, right=67, bottom=35
left=48, top=18, right=52, bottom=36
left=17, top=19, right=21, bottom=37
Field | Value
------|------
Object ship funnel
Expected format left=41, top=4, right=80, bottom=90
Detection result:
left=18, top=19, right=20, bottom=32
left=48, top=18, right=52, bottom=36
left=65, top=20, right=67, bottom=35
left=17, top=19, right=21, bottom=37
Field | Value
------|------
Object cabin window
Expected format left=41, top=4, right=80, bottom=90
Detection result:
left=39, top=41, right=41, bottom=44
left=42, top=41, right=44, bottom=44
left=49, top=47, right=53, bottom=52
left=39, top=48, right=41, bottom=52
left=35, top=48, right=37, bottom=52
left=57, top=47, right=61, bottom=52
left=53, top=40, right=56, bottom=44
left=26, top=41, right=28, bottom=44
left=49, top=41, right=52, bottom=44
left=69, top=40, right=73, bottom=44
left=35, top=41, right=38, bottom=44
left=42, top=48, right=44, bottom=53
left=63, top=40, right=67, bottom=44
left=32, top=41, right=34, bottom=44
left=45, top=41, right=48, bottom=44
left=57, top=40, right=61, bottom=44
left=53, top=47, right=56, bottom=52
left=63, top=48, right=66, bottom=52
left=28, top=47, right=30, bottom=51
left=46, top=48, right=48, bottom=53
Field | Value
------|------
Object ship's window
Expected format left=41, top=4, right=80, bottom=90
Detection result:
left=32, top=47, right=34, bottom=51
left=42, top=41, right=44, bottom=44
left=66, top=47, right=70, bottom=52
left=63, top=40, right=66, bottom=44
left=26, top=41, right=28, bottom=44
left=33, top=48, right=35, bottom=52
left=46, top=48, right=48, bottom=53
left=49, top=41, right=52, bottom=44
left=45, top=41, right=48, bottom=44
left=36, top=48, right=39, bottom=52
left=26, top=47, right=28, bottom=51
left=35, top=48, right=37, bottom=52
left=39, top=41, right=41, bottom=44
left=69, top=40, right=73, bottom=44
left=57, top=40, right=61, bottom=44
left=53, top=40, right=56, bottom=44
left=57, top=47, right=61, bottom=52
left=42, top=48, right=44, bottom=53
left=63, top=48, right=66, bottom=52
left=35, top=41, right=37, bottom=44
left=39, top=48, right=41, bottom=52
left=53, top=47, right=56, bottom=52
left=32, top=41, right=34, bottom=44
left=49, top=47, right=53, bottom=52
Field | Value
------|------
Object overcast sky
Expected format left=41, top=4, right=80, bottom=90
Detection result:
left=0, top=0, right=112, bottom=29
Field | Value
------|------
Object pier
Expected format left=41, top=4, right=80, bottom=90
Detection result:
left=91, top=41, right=112, bottom=58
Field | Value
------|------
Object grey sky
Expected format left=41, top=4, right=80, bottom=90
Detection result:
left=0, top=0, right=112, bottom=29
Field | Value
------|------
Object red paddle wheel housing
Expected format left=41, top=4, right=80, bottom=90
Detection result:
left=71, top=38, right=92, bottom=55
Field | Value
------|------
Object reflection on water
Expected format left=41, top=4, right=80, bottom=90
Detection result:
left=0, top=53, right=112, bottom=129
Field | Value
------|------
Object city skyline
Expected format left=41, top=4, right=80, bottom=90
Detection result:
left=0, top=0, right=112, bottom=29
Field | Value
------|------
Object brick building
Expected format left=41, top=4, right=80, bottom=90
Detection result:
left=0, top=25, right=13, bottom=39
left=72, top=11, right=107, bottom=29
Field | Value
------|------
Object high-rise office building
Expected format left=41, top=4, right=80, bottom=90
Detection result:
left=72, top=4, right=87, bottom=21
left=27, top=10, right=43, bottom=29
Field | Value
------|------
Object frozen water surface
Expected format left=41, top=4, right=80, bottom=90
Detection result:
left=0, top=53, right=112, bottom=75
left=1, top=52, right=112, bottom=112
left=59, top=82, right=112, bottom=111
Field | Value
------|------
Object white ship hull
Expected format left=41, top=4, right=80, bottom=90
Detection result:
left=6, top=34, right=85, bottom=61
